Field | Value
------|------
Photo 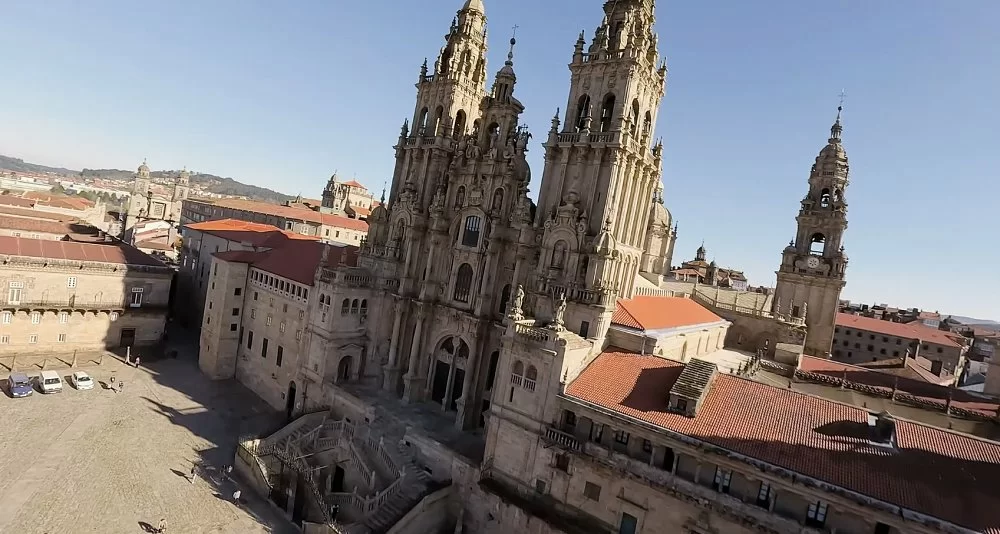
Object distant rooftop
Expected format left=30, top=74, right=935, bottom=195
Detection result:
left=612, top=296, right=723, bottom=331
left=214, top=240, right=358, bottom=285
left=0, top=236, right=165, bottom=267
left=837, top=312, right=963, bottom=348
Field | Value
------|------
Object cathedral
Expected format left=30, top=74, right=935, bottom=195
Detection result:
left=353, top=0, right=678, bottom=430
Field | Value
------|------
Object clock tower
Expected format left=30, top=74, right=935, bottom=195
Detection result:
left=774, top=106, right=849, bottom=356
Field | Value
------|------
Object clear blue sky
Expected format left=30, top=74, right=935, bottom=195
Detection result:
left=2, top=0, right=997, bottom=320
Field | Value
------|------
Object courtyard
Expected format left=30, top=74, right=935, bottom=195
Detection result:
left=0, top=351, right=297, bottom=534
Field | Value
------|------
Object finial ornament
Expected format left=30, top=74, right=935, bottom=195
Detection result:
left=830, top=89, right=845, bottom=142
left=380, top=183, right=386, bottom=205
left=506, top=24, right=519, bottom=66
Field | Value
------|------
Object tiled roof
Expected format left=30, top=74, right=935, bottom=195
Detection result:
left=798, top=355, right=998, bottom=417
left=351, top=205, right=371, bottom=218
left=612, top=296, right=723, bottom=331
left=0, top=206, right=69, bottom=221
left=184, top=219, right=318, bottom=248
left=320, top=213, right=369, bottom=232
left=23, top=192, right=94, bottom=210
left=135, top=238, right=175, bottom=251
left=0, top=195, right=36, bottom=208
left=0, top=215, right=96, bottom=237
left=566, top=351, right=1000, bottom=533
left=670, top=268, right=701, bottom=277
left=0, top=236, right=165, bottom=267
left=342, top=180, right=365, bottom=188
left=195, top=198, right=325, bottom=224
left=214, top=240, right=359, bottom=285
left=837, top=313, right=962, bottom=348
left=854, top=357, right=953, bottom=385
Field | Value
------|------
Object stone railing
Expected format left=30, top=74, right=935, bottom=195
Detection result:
left=524, top=378, right=537, bottom=392
left=514, top=323, right=554, bottom=343
left=544, top=425, right=582, bottom=452
left=536, top=279, right=614, bottom=306
left=348, top=441, right=376, bottom=490
left=511, top=374, right=523, bottom=387
left=365, top=435, right=402, bottom=477
left=381, top=278, right=400, bottom=292
left=589, top=131, right=617, bottom=144
left=341, top=274, right=373, bottom=288
left=556, top=132, right=581, bottom=144
left=361, top=473, right=406, bottom=515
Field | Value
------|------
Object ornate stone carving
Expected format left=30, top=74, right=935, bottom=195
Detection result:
left=550, top=292, right=567, bottom=332
left=509, top=284, right=525, bottom=321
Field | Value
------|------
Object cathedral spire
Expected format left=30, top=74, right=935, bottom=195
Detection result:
left=830, top=105, right=843, bottom=143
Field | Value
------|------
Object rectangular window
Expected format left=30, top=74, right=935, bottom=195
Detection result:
left=208, top=301, right=213, bottom=310
left=614, top=430, right=630, bottom=445
left=462, top=215, right=482, bottom=246
left=0, top=335, right=9, bottom=344
left=756, top=481, right=772, bottom=507
left=253, top=291, right=258, bottom=301
left=1, top=312, right=10, bottom=324
left=554, top=453, right=569, bottom=471
left=590, top=423, right=604, bottom=443
left=535, top=479, right=547, bottom=494
left=58, top=333, right=66, bottom=343
left=28, top=334, right=37, bottom=344
left=266, top=315, right=272, bottom=326
left=279, top=321, right=286, bottom=333
left=247, top=331, right=254, bottom=349
left=282, top=303, right=288, bottom=312
left=713, top=467, right=732, bottom=493
left=67, top=276, right=77, bottom=288
left=806, top=501, right=828, bottom=528
left=30, top=312, right=40, bottom=325
left=251, top=309, right=256, bottom=319
left=230, top=323, right=238, bottom=332
left=642, top=439, right=652, bottom=453
left=583, top=481, right=601, bottom=501
left=232, top=308, right=239, bottom=316
left=579, top=320, right=590, bottom=338
left=234, top=287, right=242, bottom=296
left=59, top=312, right=68, bottom=324
left=295, top=330, right=302, bottom=341
left=276, top=346, right=283, bottom=367
left=262, top=338, right=269, bottom=358
left=130, top=288, right=143, bottom=307
left=618, top=513, right=638, bottom=534
left=8, top=288, right=21, bottom=305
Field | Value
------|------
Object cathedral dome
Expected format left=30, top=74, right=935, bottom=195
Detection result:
left=370, top=203, right=389, bottom=222
left=649, top=201, right=670, bottom=228
left=137, top=159, right=150, bottom=174
left=462, top=0, right=484, bottom=14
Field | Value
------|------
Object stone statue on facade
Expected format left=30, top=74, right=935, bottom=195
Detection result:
left=801, top=302, right=808, bottom=322
left=509, top=284, right=525, bottom=321
left=551, top=292, right=567, bottom=332
left=487, top=129, right=500, bottom=159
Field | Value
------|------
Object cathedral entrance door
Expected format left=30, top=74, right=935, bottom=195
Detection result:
left=431, top=360, right=449, bottom=404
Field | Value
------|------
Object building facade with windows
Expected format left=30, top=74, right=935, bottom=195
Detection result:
left=0, top=235, right=171, bottom=354
left=832, top=312, right=968, bottom=379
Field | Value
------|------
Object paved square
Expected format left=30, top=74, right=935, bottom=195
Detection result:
left=0, top=355, right=298, bottom=534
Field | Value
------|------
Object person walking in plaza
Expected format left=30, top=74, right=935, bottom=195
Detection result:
left=109, top=375, right=116, bottom=392
left=118, top=380, right=124, bottom=394
left=135, top=356, right=141, bottom=368
left=232, top=489, right=241, bottom=507
left=190, top=465, right=197, bottom=484
left=157, top=517, right=168, bottom=533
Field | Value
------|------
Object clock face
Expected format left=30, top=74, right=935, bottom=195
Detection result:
left=807, top=256, right=820, bottom=268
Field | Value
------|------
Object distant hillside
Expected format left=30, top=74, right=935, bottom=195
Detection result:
left=0, top=154, right=292, bottom=204
left=950, top=316, right=1000, bottom=330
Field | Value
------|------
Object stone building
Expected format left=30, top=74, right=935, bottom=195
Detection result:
left=772, top=110, right=850, bottom=357
left=125, top=160, right=189, bottom=238
left=224, top=2, right=1000, bottom=533
left=833, top=312, right=968, bottom=380
left=672, top=243, right=748, bottom=290
left=197, top=237, right=358, bottom=411
left=0, top=235, right=171, bottom=353
left=320, top=175, right=378, bottom=219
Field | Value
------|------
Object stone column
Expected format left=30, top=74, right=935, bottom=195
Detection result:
left=382, top=301, right=404, bottom=391
left=402, top=306, right=426, bottom=403
left=442, top=357, right=459, bottom=411
left=454, top=340, right=483, bottom=429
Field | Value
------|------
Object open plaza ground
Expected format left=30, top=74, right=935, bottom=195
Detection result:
left=0, top=350, right=298, bottom=534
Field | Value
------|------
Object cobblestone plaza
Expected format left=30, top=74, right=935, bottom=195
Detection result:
left=0, top=354, right=297, bottom=534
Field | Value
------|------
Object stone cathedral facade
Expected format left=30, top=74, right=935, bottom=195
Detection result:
left=343, top=0, right=677, bottom=431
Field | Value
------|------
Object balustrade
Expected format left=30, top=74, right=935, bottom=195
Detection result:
left=523, top=378, right=536, bottom=392
left=544, top=425, right=582, bottom=452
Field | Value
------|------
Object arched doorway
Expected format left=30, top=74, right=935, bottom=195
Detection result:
left=337, top=356, right=353, bottom=382
left=430, top=336, right=469, bottom=411
left=285, top=381, right=297, bottom=421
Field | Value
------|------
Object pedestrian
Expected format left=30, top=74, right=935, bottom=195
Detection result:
left=190, top=465, right=197, bottom=484
left=232, top=489, right=241, bottom=506
left=118, top=381, right=125, bottom=393
left=135, top=356, right=141, bottom=368
left=157, top=517, right=168, bottom=533
left=109, top=375, right=116, bottom=391
left=225, top=465, right=233, bottom=477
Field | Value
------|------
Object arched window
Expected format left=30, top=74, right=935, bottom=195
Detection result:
left=512, top=361, right=524, bottom=377
left=440, top=49, right=452, bottom=75
left=498, top=284, right=511, bottom=315
left=810, top=233, right=826, bottom=255
left=487, top=122, right=500, bottom=147
left=360, top=299, right=368, bottom=316
left=629, top=100, right=640, bottom=137
left=552, top=240, right=568, bottom=269
left=394, top=220, right=405, bottom=241
left=491, top=188, right=504, bottom=214
left=454, top=110, right=467, bottom=139
left=643, top=111, right=652, bottom=138
left=417, top=107, right=429, bottom=134
left=462, top=215, right=482, bottom=247
left=454, top=186, right=466, bottom=209
left=578, top=255, right=589, bottom=281
left=525, top=365, right=537, bottom=381
left=599, top=93, right=616, bottom=132
left=351, top=299, right=359, bottom=314
left=454, top=263, right=473, bottom=302
left=341, top=299, right=350, bottom=315
left=820, top=188, right=831, bottom=208
left=575, top=94, right=591, bottom=132
left=432, top=105, right=444, bottom=136
left=460, top=50, right=471, bottom=76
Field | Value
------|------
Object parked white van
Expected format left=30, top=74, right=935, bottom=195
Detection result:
left=39, top=370, right=63, bottom=394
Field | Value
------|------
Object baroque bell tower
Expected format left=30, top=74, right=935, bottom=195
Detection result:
left=774, top=106, right=850, bottom=356
left=530, top=0, right=670, bottom=343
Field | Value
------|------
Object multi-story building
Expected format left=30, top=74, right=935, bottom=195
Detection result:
left=0, top=235, right=171, bottom=353
left=832, top=312, right=968, bottom=379
left=672, top=243, right=748, bottom=290
left=223, top=2, right=999, bottom=533
left=125, top=160, right=189, bottom=235
left=319, top=174, right=378, bottom=219
left=180, top=197, right=369, bottom=245
left=197, top=237, right=358, bottom=412
left=177, top=219, right=321, bottom=327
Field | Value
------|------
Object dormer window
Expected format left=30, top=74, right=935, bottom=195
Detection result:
left=462, top=216, right=481, bottom=247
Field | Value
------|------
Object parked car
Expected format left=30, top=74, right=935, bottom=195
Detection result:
left=38, top=370, right=63, bottom=394
left=71, top=371, right=94, bottom=391
left=7, top=372, right=32, bottom=397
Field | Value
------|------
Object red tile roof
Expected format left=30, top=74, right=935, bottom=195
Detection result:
left=566, top=351, right=1000, bottom=532
left=0, top=236, right=165, bottom=267
left=0, top=195, right=36, bottom=208
left=342, top=180, right=365, bottom=188
left=798, top=355, right=998, bottom=417
left=837, top=313, right=962, bottom=348
left=351, top=205, right=372, bottom=218
left=612, top=296, right=722, bottom=331
left=670, top=268, right=702, bottom=277
left=184, top=219, right=318, bottom=248
left=320, top=213, right=369, bottom=232
left=214, top=241, right=359, bottom=285
left=0, top=215, right=96, bottom=237
left=0, top=206, right=69, bottom=221
left=205, top=198, right=325, bottom=224
left=24, top=192, right=94, bottom=210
